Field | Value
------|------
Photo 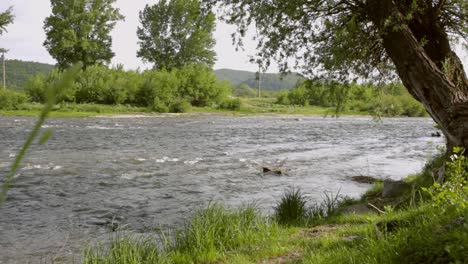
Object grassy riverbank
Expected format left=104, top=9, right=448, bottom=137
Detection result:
left=1, top=98, right=368, bottom=118
left=0, top=103, right=149, bottom=117
left=83, top=153, right=467, bottom=264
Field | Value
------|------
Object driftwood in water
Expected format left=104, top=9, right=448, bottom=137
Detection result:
left=350, top=175, right=378, bottom=184
left=262, top=166, right=283, bottom=175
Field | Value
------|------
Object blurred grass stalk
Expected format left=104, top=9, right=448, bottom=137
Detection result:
left=0, top=64, right=81, bottom=205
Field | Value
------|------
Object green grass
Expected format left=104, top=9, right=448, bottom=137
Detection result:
left=83, top=204, right=296, bottom=264
left=82, top=201, right=467, bottom=264
left=0, top=103, right=149, bottom=117
left=0, top=98, right=386, bottom=118
left=300, top=205, right=467, bottom=264
left=274, top=188, right=308, bottom=226
left=194, top=97, right=369, bottom=116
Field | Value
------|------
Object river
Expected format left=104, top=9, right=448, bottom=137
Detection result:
left=0, top=115, right=444, bottom=263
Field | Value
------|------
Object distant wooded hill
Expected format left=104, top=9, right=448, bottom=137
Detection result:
left=3, top=60, right=55, bottom=90
left=1, top=60, right=304, bottom=91
left=214, top=69, right=304, bottom=91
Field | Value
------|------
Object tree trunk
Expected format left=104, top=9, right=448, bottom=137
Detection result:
left=366, top=0, right=468, bottom=151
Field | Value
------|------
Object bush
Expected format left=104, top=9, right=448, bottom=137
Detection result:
left=275, top=90, right=290, bottom=105
left=139, top=70, right=179, bottom=111
left=170, top=99, right=192, bottom=113
left=176, top=64, right=231, bottom=107
left=21, top=64, right=231, bottom=111
left=25, top=74, right=47, bottom=103
left=423, top=148, right=468, bottom=213
left=233, top=84, right=256, bottom=97
left=219, top=98, right=242, bottom=111
left=399, top=95, right=427, bottom=117
left=75, top=66, right=110, bottom=104
left=287, top=85, right=308, bottom=106
left=151, top=98, right=170, bottom=113
left=0, top=89, right=28, bottom=110
left=47, top=69, right=77, bottom=103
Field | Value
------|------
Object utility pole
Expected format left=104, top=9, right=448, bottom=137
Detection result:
left=256, top=65, right=262, bottom=98
left=0, top=48, right=7, bottom=89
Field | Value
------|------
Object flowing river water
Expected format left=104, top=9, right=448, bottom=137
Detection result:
left=0, top=115, right=444, bottom=263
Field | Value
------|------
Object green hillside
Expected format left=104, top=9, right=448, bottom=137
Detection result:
left=3, top=60, right=55, bottom=90
left=215, top=68, right=304, bottom=91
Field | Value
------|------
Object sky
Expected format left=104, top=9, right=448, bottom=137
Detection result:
left=0, top=0, right=263, bottom=72
left=0, top=1, right=466, bottom=73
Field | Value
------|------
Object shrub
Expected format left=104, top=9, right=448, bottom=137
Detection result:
left=151, top=98, right=170, bottom=113
left=219, top=98, right=242, bottom=111
left=233, top=84, right=256, bottom=97
left=287, top=85, right=308, bottom=106
left=0, top=89, right=28, bottom=110
left=276, top=90, right=290, bottom=105
left=176, top=64, right=231, bottom=107
left=139, top=70, right=179, bottom=111
left=170, top=99, right=192, bottom=113
left=75, top=66, right=110, bottom=104
left=423, top=147, right=468, bottom=213
left=47, top=69, right=77, bottom=103
left=399, top=95, right=427, bottom=117
left=21, top=65, right=231, bottom=110
left=25, top=74, right=47, bottom=103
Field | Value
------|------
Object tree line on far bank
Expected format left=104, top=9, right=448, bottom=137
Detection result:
left=275, top=80, right=428, bottom=117
left=0, top=64, right=233, bottom=113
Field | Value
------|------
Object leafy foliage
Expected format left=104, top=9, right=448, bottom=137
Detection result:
left=24, top=64, right=230, bottom=112
left=423, top=148, right=468, bottom=213
left=0, top=7, right=14, bottom=35
left=43, top=0, right=124, bottom=69
left=278, top=81, right=427, bottom=117
left=232, top=84, right=256, bottom=97
left=137, top=0, right=216, bottom=70
left=209, top=0, right=467, bottom=79
left=0, top=89, right=27, bottom=110
left=219, top=98, right=242, bottom=111
left=176, top=64, right=230, bottom=106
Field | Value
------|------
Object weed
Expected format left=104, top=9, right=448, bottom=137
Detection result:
left=274, top=188, right=308, bottom=226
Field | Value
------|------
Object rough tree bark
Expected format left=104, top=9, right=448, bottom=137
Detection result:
left=366, top=0, right=468, bottom=152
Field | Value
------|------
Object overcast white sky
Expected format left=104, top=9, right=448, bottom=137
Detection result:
left=0, top=0, right=265, bottom=72
left=0, top=1, right=466, bottom=73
